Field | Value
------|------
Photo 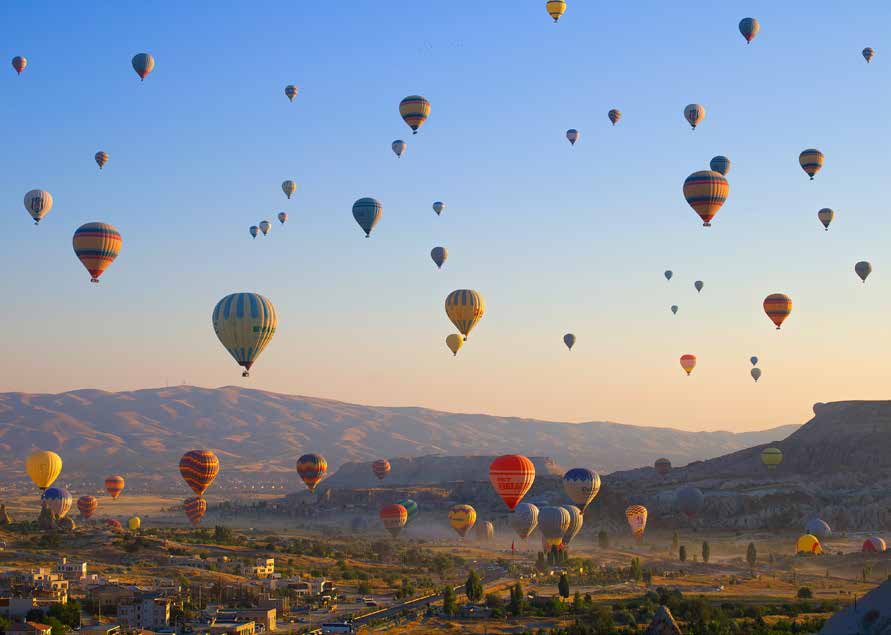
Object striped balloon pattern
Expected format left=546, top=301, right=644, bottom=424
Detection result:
left=684, top=103, right=705, bottom=129
left=680, top=354, right=697, bottom=375
left=41, top=487, right=73, bottom=518
left=282, top=180, right=297, bottom=198
left=212, top=293, right=277, bottom=376
left=445, top=289, right=486, bottom=339
left=510, top=502, right=539, bottom=539
left=562, top=468, right=601, bottom=511
left=24, top=189, right=53, bottom=224
left=380, top=504, right=408, bottom=537
left=297, top=453, right=328, bottom=492
left=683, top=171, right=729, bottom=226
left=12, top=56, right=27, bottom=74
left=184, top=496, right=207, bottom=526
left=546, top=0, right=566, bottom=22
left=539, top=506, right=571, bottom=548
left=131, top=53, right=155, bottom=80
left=608, top=109, right=621, bottom=125
left=561, top=505, right=583, bottom=548
left=179, top=450, right=220, bottom=496
left=73, top=222, right=122, bottom=282
left=763, top=293, right=792, bottom=329
left=95, top=151, right=109, bottom=169
left=77, top=495, right=98, bottom=519
left=625, top=505, right=647, bottom=538
left=396, top=498, right=419, bottom=524
left=475, top=520, right=494, bottom=542
left=104, top=475, right=125, bottom=499
left=449, top=504, right=477, bottom=537
left=489, top=454, right=535, bottom=511
left=399, top=95, right=430, bottom=134
left=709, top=155, right=731, bottom=175
left=352, top=197, right=382, bottom=237
left=284, top=85, right=299, bottom=102
left=738, top=18, right=760, bottom=43
left=799, top=149, right=824, bottom=180
left=372, top=459, right=391, bottom=480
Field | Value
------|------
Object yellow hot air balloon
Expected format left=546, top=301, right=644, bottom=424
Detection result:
left=546, top=0, right=566, bottom=23
left=445, top=290, right=485, bottom=340
left=796, top=534, right=823, bottom=555
left=128, top=516, right=141, bottom=531
left=625, top=505, right=648, bottom=540
left=761, top=447, right=783, bottom=469
left=212, top=293, right=277, bottom=377
left=399, top=96, right=430, bottom=134
left=26, top=450, right=63, bottom=490
left=449, top=504, right=477, bottom=538
left=446, top=334, right=463, bottom=356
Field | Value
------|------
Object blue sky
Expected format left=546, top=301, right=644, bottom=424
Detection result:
left=3, top=2, right=891, bottom=431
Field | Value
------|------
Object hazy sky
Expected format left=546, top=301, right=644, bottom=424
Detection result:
left=3, top=2, right=891, bottom=432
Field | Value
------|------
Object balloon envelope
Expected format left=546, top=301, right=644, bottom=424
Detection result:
left=297, top=454, right=328, bottom=492
left=489, top=455, right=535, bottom=511
left=372, top=459, right=391, bottom=480
left=738, top=17, right=760, bottom=43
left=282, top=180, right=297, bottom=198
left=446, top=290, right=486, bottom=339
left=73, top=222, right=122, bottom=283
left=510, top=503, right=539, bottom=539
left=680, top=354, right=696, bottom=375
left=761, top=447, right=783, bottom=469
left=654, top=458, right=671, bottom=477
left=259, top=220, right=271, bottom=236
left=431, top=247, right=448, bottom=269
left=392, top=140, right=406, bottom=157
left=184, top=497, right=207, bottom=526
left=763, top=293, right=792, bottom=329
left=561, top=505, right=583, bottom=548
left=566, top=129, right=579, bottom=146
left=24, top=189, right=53, bottom=224
left=796, top=534, right=823, bottom=555
left=862, top=537, right=886, bottom=552
left=799, top=149, right=824, bottom=180
left=212, top=293, right=277, bottom=376
left=817, top=208, right=834, bottom=230
left=562, top=468, right=600, bottom=511
left=709, top=156, right=731, bottom=175
left=676, top=487, right=704, bottom=518
left=546, top=0, right=567, bottom=22
left=446, top=334, right=463, bottom=356
left=95, top=151, right=109, bottom=169
left=539, top=506, right=571, bottom=547
left=399, top=95, right=430, bottom=133
left=395, top=499, right=419, bottom=524
left=77, top=495, right=98, bottom=519
left=41, top=487, right=73, bottom=518
left=751, top=368, right=762, bottom=382
left=249, top=226, right=258, bottom=238
left=284, top=85, right=299, bottom=101
left=105, top=475, right=125, bottom=499
left=449, top=504, right=477, bottom=537
left=563, top=333, right=576, bottom=350
left=352, top=198, right=382, bottom=237
left=664, top=270, right=673, bottom=281
left=750, top=356, right=759, bottom=366
left=131, top=53, right=155, bottom=80
left=855, top=261, right=872, bottom=282
left=683, top=171, right=728, bottom=227
left=12, top=56, right=27, bottom=74
left=128, top=516, right=141, bottom=531
left=380, top=504, right=408, bottom=537
left=625, top=505, right=647, bottom=538
left=694, top=280, right=703, bottom=292
left=863, top=47, right=875, bottom=63
left=26, top=450, right=62, bottom=490
left=277, top=212, right=288, bottom=224
left=433, top=201, right=445, bottom=215
left=683, top=104, right=705, bottom=129
left=671, top=305, right=678, bottom=315
left=179, top=450, right=220, bottom=496
left=805, top=518, right=831, bottom=539
left=474, top=520, right=495, bottom=542
left=608, top=109, right=621, bottom=125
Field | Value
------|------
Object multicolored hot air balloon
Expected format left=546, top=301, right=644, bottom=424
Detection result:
left=431, top=247, right=448, bottom=269
left=664, top=270, right=673, bottom=281
left=282, top=180, right=297, bottom=199
left=799, top=149, right=824, bottom=180
left=380, top=504, right=408, bottom=537
left=817, top=208, right=834, bottom=230
left=474, top=520, right=494, bottom=542
left=608, top=109, right=621, bottom=125
left=489, top=455, right=535, bottom=511
left=563, top=333, right=576, bottom=350
left=446, top=334, right=464, bottom=356
left=694, top=280, right=704, bottom=293
left=446, top=290, right=485, bottom=340
left=352, top=198, right=382, bottom=237
left=683, top=104, right=705, bottom=129
left=510, top=503, right=539, bottom=539
left=546, top=0, right=566, bottom=22
left=399, top=96, right=430, bottom=134
left=683, top=171, right=729, bottom=227
left=671, top=305, right=678, bottom=315
left=738, top=18, right=760, bottom=43
left=761, top=447, right=783, bottom=469
left=12, top=56, right=27, bottom=75
left=277, top=212, right=288, bottom=224
left=249, top=226, right=258, bottom=239
left=105, top=475, right=125, bottom=499
left=763, top=293, right=792, bottom=330
left=95, top=151, right=109, bottom=170
left=184, top=497, right=207, bottom=526
left=41, top=487, right=73, bottom=518
left=625, top=505, right=647, bottom=539
left=562, top=468, right=600, bottom=512
left=863, top=47, right=875, bottom=63
left=212, top=293, right=277, bottom=377
left=862, top=537, right=886, bottom=552
left=448, top=504, right=477, bottom=537
left=795, top=534, right=823, bottom=555
left=396, top=498, right=419, bottom=525
left=654, top=458, right=671, bottom=477
left=372, top=459, right=391, bottom=480
left=566, top=129, right=579, bottom=146
left=128, top=516, right=141, bottom=531
left=297, top=453, right=328, bottom=493
left=259, top=220, right=271, bottom=236
left=680, top=354, right=697, bottom=376
left=73, top=222, right=122, bottom=283
left=24, top=189, right=53, bottom=225
left=433, top=201, right=445, bottom=216
left=855, top=261, right=872, bottom=283
left=179, top=450, right=220, bottom=496
left=709, top=156, right=731, bottom=175
left=131, top=53, right=155, bottom=81
left=561, top=505, right=583, bottom=549
left=284, top=85, right=299, bottom=102
left=77, top=495, right=98, bottom=519
left=539, top=506, right=571, bottom=548
left=805, top=518, right=831, bottom=539
left=26, top=451, right=62, bottom=490
left=392, top=140, right=406, bottom=158
left=676, top=487, right=704, bottom=518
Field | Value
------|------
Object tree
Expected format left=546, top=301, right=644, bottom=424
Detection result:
left=465, top=569, right=483, bottom=603
left=507, top=582, right=525, bottom=617
left=484, top=593, right=503, bottom=609
left=679, top=545, right=687, bottom=562
left=746, top=542, right=757, bottom=573
left=442, top=585, right=457, bottom=616
left=558, top=573, right=570, bottom=599
left=671, top=530, right=679, bottom=554
left=214, top=525, right=234, bottom=544
left=357, top=581, right=372, bottom=595
left=630, top=557, right=643, bottom=582
left=701, top=541, right=710, bottom=564
left=797, top=587, right=813, bottom=599
left=598, top=529, right=609, bottom=549
left=535, top=551, right=546, bottom=572
left=571, top=591, right=582, bottom=613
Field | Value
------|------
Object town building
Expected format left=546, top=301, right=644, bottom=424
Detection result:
left=56, top=558, right=88, bottom=581
left=118, top=596, right=173, bottom=631
left=6, top=622, right=53, bottom=635
left=240, top=559, right=274, bottom=580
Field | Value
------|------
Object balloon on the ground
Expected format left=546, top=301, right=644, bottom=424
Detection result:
left=352, top=197, right=382, bottom=237
left=805, top=518, right=831, bottom=539
left=817, top=208, right=834, bottom=230
left=392, top=140, right=406, bottom=157
left=654, top=458, right=671, bottom=477
left=26, top=450, right=63, bottom=490
left=95, top=151, right=109, bottom=169
left=511, top=503, right=539, bottom=539
left=625, top=505, right=647, bottom=538
left=863, top=47, right=875, bottom=63
left=608, top=109, right=621, bottom=125
left=684, top=104, right=705, bottom=129
left=738, top=18, right=760, bottom=43
left=380, top=504, right=408, bottom=537
left=799, top=149, right=824, bottom=180
left=131, top=53, right=155, bottom=81
left=24, top=189, right=53, bottom=225
left=297, top=453, right=328, bottom=492
left=41, top=487, right=73, bottom=518
left=862, top=537, right=886, bottom=552
left=73, top=222, right=122, bottom=283
left=680, top=354, right=697, bottom=376
left=546, top=0, right=566, bottom=23
left=372, top=459, right=391, bottom=480
left=431, top=247, right=448, bottom=269
left=448, top=504, right=477, bottom=537
left=796, top=534, right=823, bottom=555
left=562, top=468, right=600, bottom=512
left=285, top=85, right=299, bottom=102
left=105, top=475, right=125, bottom=499
left=763, top=293, right=792, bottom=330
left=566, top=129, right=579, bottom=146
left=77, top=495, right=98, bottom=519
left=212, top=293, right=277, bottom=376
left=489, top=454, right=535, bottom=511
left=539, top=506, right=571, bottom=548
left=709, top=156, right=731, bottom=175
left=683, top=171, right=729, bottom=227
left=446, top=334, right=463, bottom=356
left=446, top=290, right=485, bottom=339
left=184, top=497, right=207, bottom=526
left=761, top=447, right=783, bottom=469
left=855, top=261, right=872, bottom=283
left=282, top=180, right=297, bottom=198
left=179, top=450, right=220, bottom=496
left=563, top=333, right=576, bottom=350
left=128, top=516, right=141, bottom=531
left=399, top=95, right=430, bottom=134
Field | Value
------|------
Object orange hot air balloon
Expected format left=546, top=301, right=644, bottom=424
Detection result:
left=489, top=455, right=535, bottom=511
left=104, top=475, right=125, bottom=499
left=297, top=453, right=327, bottom=492
left=683, top=171, right=729, bottom=227
left=799, top=149, right=824, bottom=180
left=77, top=495, right=98, bottom=519
left=73, top=222, right=122, bottom=283
left=625, top=505, right=648, bottom=539
left=380, top=504, right=408, bottom=537
left=763, top=293, right=792, bottom=330
left=680, top=354, right=697, bottom=376
left=183, top=497, right=207, bottom=526
left=179, top=450, right=220, bottom=496
left=372, top=459, right=391, bottom=480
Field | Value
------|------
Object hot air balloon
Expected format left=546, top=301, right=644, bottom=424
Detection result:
left=566, top=129, right=579, bottom=146
left=281, top=181, right=297, bottom=199
left=738, top=18, right=760, bottom=43
left=212, top=293, right=277, bottom=377
left=277, top=212, right=288, bottom=224
left=26, top=450, right=62, bottom=490
left=510, top=503, right=539, bottom=539
left=446, top=334, right=464, bottom=356
left=539, top=506, right=571, bottom=548
left=105, top=475, right=125, bottom=499
left=77, top=495, right=98, bottom=519
left=433, top=201, right=445, bottom=216
left=95, top=151, right=109, bottom=170
left=683, top=104, right=705, bottom=129
left=561, top=505, right=583, bottom=549
left=546, top=0, right=566, bottom=22
left=863, top=47, right=875, bottom=63
left=352, top=197, right=382, bottom=237
left=562, top=468, right=600, bottom=512
left=446, top=290, right=485, bottom=340
left=183, top=497, right=207, bottom=526
left=654, top=458, right=671, bottom=477
left=664, top=270, right=673, bottom=281
left=105, top=519, right=122, bottom=531
left=448, top=504, right=477, bottom=537
left=179, top=450, right=220, bottom=496
left=750, top=356, right=759, bottom=366
left=805, top=518, right=831, bottom=539
left=817, top=208, right=834, bottom=230
left=799, top=149, right=824, bottom=180
left=795, top=534, right=823, bottom=555
left=862, top=537, right=886, bottom=552
left=259, top=220, right=271, bottom=236
left=683, top=171, right=729, bottom=227
left=563, top=333, right=576, bottom=350
left=625, top=505, right=647, bottom=539
left=680, top=354, right=696, bottom=376
left=24, top=189, right=53, bottom=225
left=128, top=516, right=141, bottom=531
left=608, top=109, right=621, bottom=125
left=474, top=520, right=495, bottom=542
left=72, top=222, right=122, bottom=283
left=392, top=140, right=407, bottom=158
left=671, top=305, right=678, bottom=315
left=751, top=368, right=762, bottom=383
left=249, top=226, right=258, bottom=238
left=380, top=504, right=408, bottom=537
left=284, top=85, right=299, bottom=102
left=396, top=499, right=419, bottom=524
left=131, top=53, right=155, bottom=81
left=372, top=459, right=391, bottom=480
left=855, top=261, right=872, bottom=283
left=12, top=56, right=27, bottom=75
left=489, top=455, right=535, bottom=511
left=399, top=96, right=430, bottom=134
left=41, top=487, right=73, bottom=518
left=431, top=247, right=448, bottom=269
left=709, top=156, right=731, bottom=175
left=763, top=293, right=792, bottom=330
left=761, top=447, right=783, bottom=469
left=676, top=487, right=704, bottom=518
left=694, top=280, right=704, bottom=293
left=297, top=453, right=328, bottom=493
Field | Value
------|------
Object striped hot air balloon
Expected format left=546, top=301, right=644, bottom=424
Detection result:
left=683, top=171, right=729, bottom=227
left=372, top=459, right=391, bottom=480
left=184, top=497, right=207, bottom=526
left=284, top=85, right=299, bottom=102
left=763, top=293, right=792, bottom=329
left=683, top=104, right=705, bottom=129
left=352, top=198, right=382, bottom=237
left=105, top=475, right=125, bottom=499
left=489, top=454, right=535, bottom=511
left=431, top=247, right=448, bottom=269
left=510, top=503, right=539, bottom=539
left=445, top=290, right=485, bottom=340
left=448, top=504, right=477, bottom=537
left=282, top=180, right=297, bottom=199
left=799, top=149, right=824, bottom=180
left=680, top=354, right=697, bottom=376
left=562, top=468, right=600, bottom=512
left=24, top=189, right=53, bottom=225
left=179, top=450, right=220, bottom=496
left=212, top=293, right=277, bottom=377
left=608, top=109, right=621, bottom=125
left=399, top=96, right=430, bottom=134
left=77, top=495, right=98, bottom=519
left=380, top=504, right=408, bottom=537
left=862, top=537, right=886, bottom=552
left=546, top=0, right=566, bottom=22
left=625, top=505, right=647, bottom=539
left=654, top=458, right=671, bottom=477
left=396, top=498, right=419, bottom=524
left=297, top=454, right=327, bottom=492
left=131, top=53, right=155, bottom=81
left=41, top=487, right=73, bottom=518
left=539, top=506, right=571, bottom=548
left=72, top=222, right=122, bottom=283
left=817, top=208, right=834, bottom=230
left=95, top=151, right=109, bottom=169
left=561, top=505, right=583, bottom=549
left=738, top=18, right=760, bottom=43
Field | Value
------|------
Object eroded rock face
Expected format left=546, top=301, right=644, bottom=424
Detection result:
left=0, top=504, right=12, bottom=525
left=645, top=606, right=682, bottom=635
left=37, top=501, right=56, bottom=531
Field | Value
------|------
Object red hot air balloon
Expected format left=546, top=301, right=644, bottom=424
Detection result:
left=77, top=495, right=98, bottom=519
left=105, top=475, right=125, bottom=499
left=380, top=504, right=408, bottom=537
left=179, top=450, right=220, bottom=496
left=184, top=497, right=207, bottom=526
left=489, top=455, right=535, bottom=511
left=680, top=354, right=697, bottom=376
left=372, top=459, right=391, bottom=480
left=763, top=294, right=792, bottom=330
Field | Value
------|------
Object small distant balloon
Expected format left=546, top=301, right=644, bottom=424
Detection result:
left=563, top=333, right=576, bottom=350
left=546, top=0, right=567, bottom=23
left=817, top=208, right=834, bottom=230
left=738, top=18, right=760, bottom=43
left=431, top=246, right=448, bottom=269
left=284, top=85, right=299, bottom=102
left=799, top=149, right=824, bottom=180
left=855, top=261, right=872, bottom=283
left=654, top=458, right=671, bottom=477
left=763, top=293, right=792, bottom=330
left=683, top=171, right=729, bottom=227
left=671, top=305, right=678, bottom=315
left=566, top=129, right=579, bottom=146
left=277, top=212, right=288, bottom=224
left=863, top=47, right=875, bottom=63
left=683, top=104, right=705, bottom=130
left=433, top=201, right=445, bottom=216
left=131, top=53, right=155, bottom=81
left=282, top=180, right=297, bottom=199
left=608, top=109, right=621, bottom=126
left=751, top=367, right=762, bottom=382
left=446, top=334, right=464, bottom=356
left=353, top=198, right=383, bottom=237
left=392, top=140, right=407, bottom=158
left=259, top=221, right=271, bottom=236
left=12, top=56, right=27, bottom=75
left=249, top=226, right=258, bottom=239
left=95, top=151, right=109, bottom=170
left=709, top=156, right=731, bottom=175
left=680, top=354, right=696, bottom=376
left=24, top=189, right=54, bottom=225
left=694, top=280, right=703, bottom=293
left=750, top=356, right=758, bottom=366
left=399, top=95, right=430, bottom=134
left=664, top=270, right=673, bottom=281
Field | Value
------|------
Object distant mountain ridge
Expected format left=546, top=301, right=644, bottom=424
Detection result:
left=0, top=386, right=798, bottom=484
